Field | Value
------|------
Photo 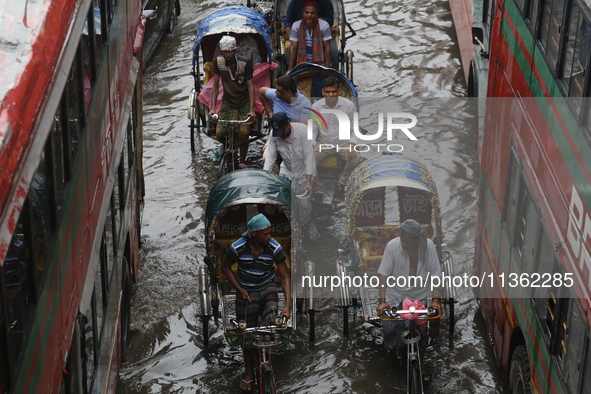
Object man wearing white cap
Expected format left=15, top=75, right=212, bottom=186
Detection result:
left=209, top=35, right=257, bottom=166
left=221, top=213, right=291, bottom=391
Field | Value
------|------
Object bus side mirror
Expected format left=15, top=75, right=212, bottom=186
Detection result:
left=472, top=27, right=484, bottom=45
left=471, top=27, right=489, bottom=59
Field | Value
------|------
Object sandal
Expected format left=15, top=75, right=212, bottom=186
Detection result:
left=332, top=183, right=345, bottom=203
left=213, top=146, right=224, bottom=162
left=308, top=227, right=320, bottom=241
left=240, top=375, right=253, bottom=392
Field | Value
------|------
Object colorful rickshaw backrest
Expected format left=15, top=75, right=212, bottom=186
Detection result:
left=345, top=155, right=443, bottom=272
left=289, top=63, right=358, bottom=105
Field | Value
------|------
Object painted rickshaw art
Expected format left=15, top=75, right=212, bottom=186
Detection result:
left=199, top=168, right=316, bottom=348
left=335, top=155, right=456, bottom=339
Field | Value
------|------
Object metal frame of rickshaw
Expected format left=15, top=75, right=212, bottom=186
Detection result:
left=187, top=5, right=275, bottom=154
left=199, top=168, right=316, bottom=349
left=271, top=0, right=356, bottom=77
left=335, top=155, right=456, bottom=341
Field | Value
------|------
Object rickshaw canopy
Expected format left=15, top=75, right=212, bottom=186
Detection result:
left=289, top=63, right=358, bottom=105
left=193, top=5, right=272, bottom=65
left=205, top=169, right=292, bottom=223
left=345, top=154, right=443, bottom=239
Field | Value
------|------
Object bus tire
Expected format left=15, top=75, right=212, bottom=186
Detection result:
left=509, top=345, right=532, bottom=394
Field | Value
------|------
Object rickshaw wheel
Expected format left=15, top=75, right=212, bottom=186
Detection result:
left=447, top=297, right=455, bottom=344
left=409, top=359, right=421, bottom=394
left=217, top=152, right=238, bottom=179
left=261, top=370, right=276, bottom=394
left=202, top=314, right=209, bottom=347
left=342, top=305, right=349, bottom=337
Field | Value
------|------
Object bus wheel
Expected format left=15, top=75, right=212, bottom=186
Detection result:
left=509, top=345, right=532, bottom=394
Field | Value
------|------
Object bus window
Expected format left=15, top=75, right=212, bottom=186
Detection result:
left=561, top=301, right=586, bottom=393
left=539, top=0, right=565, bottom=73
left=514, top=0, right=526, bottom=15
left=65, top=52, right=85, bottom=157
left=582, top=333, right=591, bottom=387
left=94, top=255, right=106, bottom=338
left=560, top=4, right=590, bottom=117
left=51, top=106, right=68, bottom=220
left=532, top=227, right=556, bottom=340
left=517, top=191, right=539, bottom=274
left=526, top=0, right=541, bottom=33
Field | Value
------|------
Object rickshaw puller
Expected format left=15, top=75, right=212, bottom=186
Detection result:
left=221, top=213, right=292, bottom=392
left=376, top=219, right=443, bottom=382
left=209, top=36, right=257, bottom=166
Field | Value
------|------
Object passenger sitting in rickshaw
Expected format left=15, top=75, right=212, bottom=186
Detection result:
left=259, top=75, right=311, bottom=124
left=311, top=77, right=363, bottom=204
left=376, top=219, right=443, bottom=382
left=287, top=0, right=332, bottom=72
left=221, top=213, right=292, bottom=392
left=208, top=36, right=257, bottom=166
left=263, top=113, right=320, bottom=240
left=212, top=32, right=263, bottom=66
left=282, top=0, right=334, bottom=41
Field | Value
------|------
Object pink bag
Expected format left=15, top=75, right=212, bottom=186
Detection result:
left=399, top=298, right=428, bottom=328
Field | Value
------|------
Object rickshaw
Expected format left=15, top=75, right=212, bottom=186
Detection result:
left=198, top=169, right=316, bottom=390
left=272, top=0, right=356, bottom=77
left=335, top=155, right=456, bottom=339
left=187, top=5, right=276, bottom=155
left=289, top=62, right=359, bottom=207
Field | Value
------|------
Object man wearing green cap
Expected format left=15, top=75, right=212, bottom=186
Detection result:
left=375, top=219, right=442, bottom=381
left=221, top=213, right=292, bottom=391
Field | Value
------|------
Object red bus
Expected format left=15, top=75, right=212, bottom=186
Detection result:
left=450, top=0, right=591, bottom=391
left=0, top=0, right=145, bottom=392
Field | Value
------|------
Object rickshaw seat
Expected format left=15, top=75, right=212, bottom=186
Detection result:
left=203, top=61, right=214, bottom=85
left=215, top=235, right=292, bottom=282
left=319, top=156, right=339, bottom=167
left=353, top=224, right=433, bottom=272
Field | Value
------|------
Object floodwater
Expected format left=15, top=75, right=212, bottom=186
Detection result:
left=117, top=0, right=503, bottom=392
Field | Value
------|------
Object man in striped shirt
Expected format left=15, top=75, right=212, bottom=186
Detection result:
left=221, top=213, right=292, bottom=391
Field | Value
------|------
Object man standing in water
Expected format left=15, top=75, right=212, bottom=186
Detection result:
left=221, top=213, right=292, bottom=392
left=209, top=35, right=257, bottom=166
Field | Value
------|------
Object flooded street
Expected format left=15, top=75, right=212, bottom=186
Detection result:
left=118, top=0, right=502, bottom=392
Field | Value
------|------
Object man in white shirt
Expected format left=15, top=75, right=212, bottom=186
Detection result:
left=311, top=77, right=363, bottom=203
left=263, top=112, right=320, bottom=240
left=376, top=219, right=442, bottom=374
left=288, top=0, right=332, bottom=71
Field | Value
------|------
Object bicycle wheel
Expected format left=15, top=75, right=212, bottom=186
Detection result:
left=261, top=370, right=276, bottom=394
left=409, top=359, right=421, bottom=394
left=217, top=151, right=237, bottom=179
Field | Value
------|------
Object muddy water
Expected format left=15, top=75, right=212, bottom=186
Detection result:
left=117, top=0, right=502, bottom=392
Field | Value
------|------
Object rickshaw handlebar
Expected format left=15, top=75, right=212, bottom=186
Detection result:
left=210, top=114, right=253, bottom=124
left=368, top=306, right=440, bottom=322
left=230, top=315, right=289, bottom=333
